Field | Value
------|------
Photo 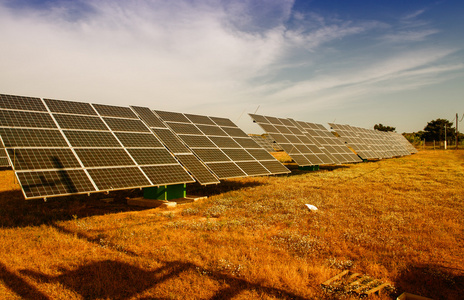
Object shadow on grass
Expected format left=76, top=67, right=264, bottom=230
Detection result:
left=0, top=262, right=49, bottom=300
left=19, top=259, right=309, bottom=300
left=0, top=179, right=265, bottom=228
left=0, top=189, right=147, bottom=228
left=394, top=264, right=464, bottom=300
left=186, top=179, right=264, bottom=198
left=38, top=222, right=309, bottom=299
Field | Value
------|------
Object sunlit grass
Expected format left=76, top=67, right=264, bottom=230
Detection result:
left=0, top=150, right=462, bottom=299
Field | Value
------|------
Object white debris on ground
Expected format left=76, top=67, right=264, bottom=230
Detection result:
left=305, top=204, right=318, bottom=211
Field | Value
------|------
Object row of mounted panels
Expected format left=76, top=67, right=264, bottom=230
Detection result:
left=0, top=94, right=290, bottom=199
left=250, top=114, right=416, bottom=166
left=329, top=123, right=417, bottom=159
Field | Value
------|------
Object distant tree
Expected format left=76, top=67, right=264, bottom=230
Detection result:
left=403, top=132, right=423, bottom=144
left=423, top=118, right=455, bottom=141
left=374, top=123, right=396, bottom=132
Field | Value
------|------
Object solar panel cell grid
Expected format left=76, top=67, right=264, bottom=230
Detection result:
left=260, top=160, right=290, bottom=174
left=152, top=129, right=190, bottom=153
left=236, top=137, right=261, bottom=149
left=258, top=124, right=279, bottom=133
left=192, top=149, right=231, bottom=162
left=44, top=99, right=97, bottom=115
left=0, top=128, right=68, bottom=148
left=205, top=162, right=246, bottom=179
left=0, top=94, right=47, bottom=111
left=236, top=161, right=270, bottom=176
left=0, top=110, right=57, bottom=128
left=248, top=114, right=269, bottom=123
left=154, top=110, right=190, bottom=123
left=7, top=148, right=81, bottom=170
left=17, top=170, right=96, bottom=198
left=54, top=114, right=108, bottom=131
left=127, top=148, right=177, bottom=165
left=93, top=104, right=138, bottom=119
left=209, top=136, right=241, bottom=148
left=246, top=149, right=276, bottom=160
left=64, top=131, right=121, bottom=148
left=141, top=165, right=195, bottom=185
left=87, top=167, right=150, bottom=190
left=166, top=122, right=203, bottom=135
left=75, top=149, right=135, bottom=167
left=175, top=154, right=220, bottom=185
left=177, top=135, right=216, bottom=148
left=103, top=117, right=151, bottom=133
left=130, top=106, right=166, bottom=128
left=196, top=124, right=228, bottom=136
left=210, top=117, right=237, bottom=127
left=221, top=127, right=248, bottom=137
left=114, top=132, right=164, bottom=148
left=184, top=114, right=215, bottom=125
left=222, top=149, right=254, bottom=161
left=0, top=157, right=10, bottom=167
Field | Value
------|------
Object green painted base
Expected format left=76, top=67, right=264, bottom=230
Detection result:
left=357, top=155, right=368, bottom=162
left=298, top=165, right=319, bottom=171
left=143, top=184, right=186, bottom=200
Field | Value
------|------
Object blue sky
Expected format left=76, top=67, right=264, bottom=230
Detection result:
left=0, top=0, right=463, bottom=133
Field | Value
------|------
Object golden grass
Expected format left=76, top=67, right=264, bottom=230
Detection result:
left=0, top=150, right=463, bottom=299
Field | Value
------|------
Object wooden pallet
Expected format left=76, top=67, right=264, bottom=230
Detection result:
left=321, top=270, right=390, bottom=296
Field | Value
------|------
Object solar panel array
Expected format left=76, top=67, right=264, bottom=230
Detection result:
left=329, top=123, right=379, bottom=160
left=249, top=114, right=338, bottom=166
left=0, top=139, right=9, bottom=167
left=290, top=120, right=362, bottom=163
left=0, top=93, right=290, bottom=199
left=154, top=111, right=290, bottom=179
left=0, top=94, right=195, bottom=199
left=329, top=123, right=415, bottom=159
left=131, top=106, right=221, bottom=185
left=249, top=134, right=279, bottom=152
left=391, top=132, right=418, bottom=154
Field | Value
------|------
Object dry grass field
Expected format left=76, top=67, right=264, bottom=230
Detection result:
left=0, top=150, right=463, bottom=299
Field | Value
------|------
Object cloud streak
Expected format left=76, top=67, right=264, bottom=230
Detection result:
left=0, top=0, right=462, bottom=132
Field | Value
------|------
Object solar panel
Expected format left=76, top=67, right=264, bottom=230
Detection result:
left=291, top=120, right=361, bottom=164
left=7, top=148, right=81, bottom=170
left=132, top=107, right=220, bottom=185
left=151, top=128, right=192, bottom=154
left=63, top=131, right=121, bottom=148
left=131, top=106, right=166, bottom=128
left=127, top=148, right=178, bottom=165
left=154, top=110, right=289, bottom=179
left=209, top=136, right=241, bottom=148
left=328, top=123, right=414, bottom=160
left=0, top=128, right=68, bottom=147
left=390, top=132, right=417, bottom=154
left=141, top=165, right=196, bottom=185
left=93, top=103, right=138, bottom=119
left=114, top=132, right=164, bottom=148
left=17, top=169, right=96, bottom=199
left=44, top=98, right=97, bottom=115
left=175, top=154, right=221, bottom=184
left=0, top=139, right=10, bottom=167
left=0, top=94, right=47, bottom=111
left=179, top=135, right=217, bottom=148
left=54, top=114, right=108, bottom=130
left=329, top=123, right=378, bottom=160
left=205, top=162, right=247, bottom=179
left=103, top=117, right=151, bottom=132
left=250, top=114, right=336, bottom=166
left=0, top=110, right=57, bottom=128
left=0, top=94, right=195, bottom=199
left=87, top=167, right=150, bottom=190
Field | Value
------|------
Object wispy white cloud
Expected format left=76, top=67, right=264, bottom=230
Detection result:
left=0, top=0, right=461, bottom=133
